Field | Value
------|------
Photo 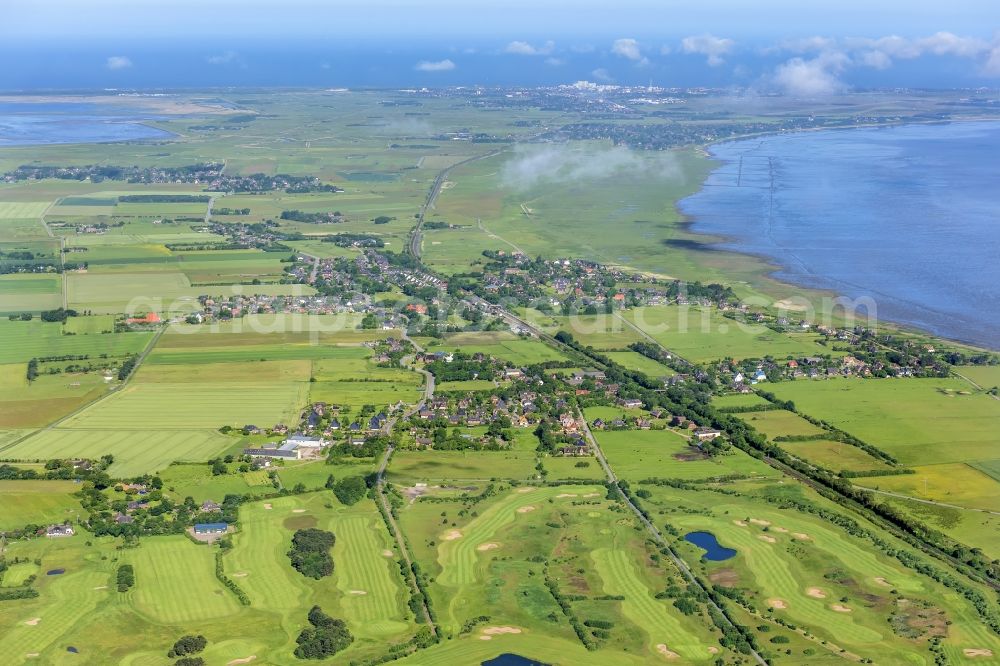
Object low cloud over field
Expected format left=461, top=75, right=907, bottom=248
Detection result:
left=500, top=144, right=681, bottom=191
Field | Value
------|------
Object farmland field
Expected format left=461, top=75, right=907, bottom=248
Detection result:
left=3, top=429, right=235, bottom=476
left=0, top=319, right=151, bottom=364
left=736, top=409, right=827, bottom=439
left=622, top=306, right=833, bottom=362
left=592, top=428, right=776, bottom=480
left=0, top=480, right=83, bottom=530
left=767, top=377, right=1000, bottom=465
left=387, top=450, right=538, bottom=483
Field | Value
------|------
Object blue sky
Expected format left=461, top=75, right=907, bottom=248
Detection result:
left=2, top=1, right=999, bottom=90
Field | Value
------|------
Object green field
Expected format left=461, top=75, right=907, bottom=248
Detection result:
left=387, top=450, right=539, bottom=483
left=125, top=536, right=242, bottom=623
left=737, top=409, right=827, bottom=439
left=768, top=377, right=1000, bottom=465
left=642, top=481, right=1000, bottom=663
left=0, top=319, right=151, bottom=364
left=591, top=427, right=776, bottom=481
left=603, top=350, right=676, bottom=377
left=0, top=480, right=83, bottom=530
left=779, top=439, right=894, bottom=473
left=623, top=306, right=833, bottom=362
left=431, top=332, right=570, bottom=365
left=401, top=484, right=725, bottom=662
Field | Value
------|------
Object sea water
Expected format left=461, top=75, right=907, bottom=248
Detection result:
left=680, top=122, right=1000, bottom=349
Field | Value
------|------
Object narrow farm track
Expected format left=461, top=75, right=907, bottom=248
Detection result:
left=853, top=485, right=1000, bottom=515
left=0, top=324, right=167, bottom=455
left=407, top=150, right=502, bottom=259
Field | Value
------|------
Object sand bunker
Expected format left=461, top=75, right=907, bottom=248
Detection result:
left=772, top=526, right=789, bottom=533
left=516, top=487, right=535, bottom=494
left=516, top=505, right=536, bottom=514
left=792, top=532, right=811, bottom=540
left=768, top=598, right=788, bottom=609
left=758, top=535, right=777, bottom=543
left=24, top=618, right=40, bottom=626
left=873, top=577, right=891, bottom=587
left=292, top=509, right=306, bottom=513
left=806, top=587, right=826, bottom=599
left=732, top=520, right=748, bottom=527
left=556, top=493, right=578, bottom=498
left=227, top=657, right=257, bottom=666
left=656, top=644, right=679, bottom=659
left=93, top=585, right=107, bottom=590
left=582, top=492, right=601, bottom=498
left=232, top=572, right=249, bottom=578
left=382, top=549, right=394, bottom=557
left=831, top=604, right=852, bottom=613
left=349, top=590, right=368, bottom=595
left=479, top=626, right=523, bottom=640
left=25, top=654, right=39, bottom=659
left=749, top=518, right=772, bottom=526
left=442, top=529, right=463, bottom=541
left=963, top=649, right=994, bottom=658
left=263, top=503, right=273, bottom=510
left=708, top=647, right=719, bottom=654
left=477, top=543, right=500, bottom=552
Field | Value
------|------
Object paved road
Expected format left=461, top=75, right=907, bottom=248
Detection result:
left=407, top=150, right=501, bottom=259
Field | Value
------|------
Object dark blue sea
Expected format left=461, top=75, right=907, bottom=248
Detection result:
left=0, top=102, right=172, bottom=145
left=680, top=122, right=1000, bottom=350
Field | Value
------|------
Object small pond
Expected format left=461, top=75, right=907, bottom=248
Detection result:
left=46, top=568, right=66, bottom=576
left=684, top=531, right=737, bottom=561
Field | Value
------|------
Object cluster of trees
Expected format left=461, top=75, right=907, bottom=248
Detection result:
left=116, top=564, right=135, bottom=592
left=330, top=475, right=368, bottom=505
left=40, top=307, right=78, bottom=323
left=322, top=233, right=384, bottom=248
left=288, top=528, right=335, bottom=579
left=117, top=354, right=139, bottom=381
left=167, top=635, right=206, bottom=658
left=425, top=354, right=497, bottom=382
left=294, top=606, right=353, bottom=659
left=118, top=194, right=210, bottom=203
left=280, top=210, right=343, bottom=223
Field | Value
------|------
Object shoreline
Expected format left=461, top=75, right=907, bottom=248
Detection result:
left=676, top=121, right=1000, bottom=353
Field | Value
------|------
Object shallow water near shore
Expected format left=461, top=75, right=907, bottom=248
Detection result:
left=680, top=121, right=1000, bottom=349
left=0, top=102, right=173, bottom=145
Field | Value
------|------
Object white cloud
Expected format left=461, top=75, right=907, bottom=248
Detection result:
left=915, top=32, right=989, bottom=58
left=505, top=40, right=555, bottom=56
left=773, top=51, right=850, bottom=96
left=207, top=50, right=239, bottom=65
left=544, top=57, right=565, bottom=67
left=414, top=59, right=455, bottom=72
left=612, top=38, right=648, bottom=65
left=681, top=34, right=735, bottom=66
left=591, top=68, right=613, bottom=82
left=859, top=50, right=892, bottom=70
left=501, top=144, right=681, bottom=191
left=985, top=45, right=1000, bottom=76
left=106, top=56, right=132, bottom=70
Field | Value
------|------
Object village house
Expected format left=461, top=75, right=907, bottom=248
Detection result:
left=693, top=427, right=723, bottom=441
left=45, top=524, right=75, bottom=537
